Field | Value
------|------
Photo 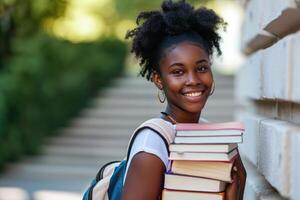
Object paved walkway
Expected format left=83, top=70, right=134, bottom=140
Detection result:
left=0, top=73, right=234, bottom=200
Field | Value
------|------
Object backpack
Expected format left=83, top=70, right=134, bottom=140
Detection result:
left=82, top=118, right=175, bottom=200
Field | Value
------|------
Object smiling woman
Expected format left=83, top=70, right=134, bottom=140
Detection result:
left=122, top=0, right=246, bottom=200
left=81, top=1, right=246, bottom=200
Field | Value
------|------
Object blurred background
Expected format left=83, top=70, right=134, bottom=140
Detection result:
left=0, top=0, right=243, bottom=199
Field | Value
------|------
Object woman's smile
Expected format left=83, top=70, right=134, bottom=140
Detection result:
left=182, top=90, right=205, bottom=102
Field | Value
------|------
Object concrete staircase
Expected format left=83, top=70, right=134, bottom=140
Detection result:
left=0, top=73, right=234, bottom=200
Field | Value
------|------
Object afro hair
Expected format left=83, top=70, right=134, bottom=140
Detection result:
left=126, top=0, right=227, bottom=81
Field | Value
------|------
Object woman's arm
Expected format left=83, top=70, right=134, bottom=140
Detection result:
left=226, top=153, right=247, bottom=200
left=121, top=152, right=166, bottom=200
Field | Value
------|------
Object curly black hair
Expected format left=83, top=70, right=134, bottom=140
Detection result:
left=125, top=0, right=226, bottom=81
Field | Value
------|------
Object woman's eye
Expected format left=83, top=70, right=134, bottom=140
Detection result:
left=171, top=70, right=183, bottom=75
left=197, top=66, right=208, bottom=72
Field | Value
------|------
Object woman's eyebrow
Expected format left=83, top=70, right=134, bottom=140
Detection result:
left=169, top=59, right=209, bottom=68
left=196, top=59, right=209, bottom=64
left=168, top=62, right=184, bottom=68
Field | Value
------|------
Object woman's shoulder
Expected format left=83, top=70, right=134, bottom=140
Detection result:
left=133, top=127, right=170, bottom=155
left=135, top=118, right=176, bottom=144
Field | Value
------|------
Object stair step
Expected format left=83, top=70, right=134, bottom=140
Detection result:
left=1, top=163, right=100, bottom=180
left=0, top=178, right=88, bottom=194
left=112, top=76, right=234, bottom=87
left=90, top=98, right=233, bottom=109
left=94, top=98, right=233, bottom=109
left=99, top=87, right=234, bottom=98
left=90, top=98, right=162, bottom=108
left=47, top=136, right=129, bottom=147
left=22, top=155, right=115, bottom=167
left=42, top=145, right=126, bottom=158
left=57, top=127, right=134, bottom=138
left=79, top=109, right=162, bottom=119
left=69, top=118, right=148, bottom=129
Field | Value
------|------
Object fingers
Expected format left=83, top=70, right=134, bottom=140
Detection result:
left=234, top=155, right=247, bottom=200
left=230, top=153, right=246, bottom=200
left=233, top=166, right=238, bottom=172
left=226, top=170, right=239, bottom=200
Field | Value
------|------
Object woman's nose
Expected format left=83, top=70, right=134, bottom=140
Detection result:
left=186, top=72, right=201, bottom=85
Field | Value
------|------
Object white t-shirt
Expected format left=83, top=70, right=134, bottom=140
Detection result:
left=123, top=120, right=174, bottom=183
left=123, top=118, right=208, bottom=183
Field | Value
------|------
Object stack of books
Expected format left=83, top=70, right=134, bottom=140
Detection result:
left=162, top=121, right=244, bottom=200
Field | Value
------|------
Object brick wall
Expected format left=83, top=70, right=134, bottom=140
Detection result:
left=236, top=0, right=300, bottom=199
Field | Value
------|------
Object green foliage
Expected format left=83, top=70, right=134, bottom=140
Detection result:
left=114, top=0, right=211, bottom=20
left=0, top=0, right=66, bottom=36
left=0, top=32, right=127, bottom=168
left=0, top=0, right=67, bottom=69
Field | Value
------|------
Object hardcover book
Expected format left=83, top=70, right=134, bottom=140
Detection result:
left=162, top=189, right=225, bottom=200
left=176, top=121, right=244, bottom=133
left=169, top=148, right=238, bottom=162
left=164, top=173, right=226, bottom=192
left=170, top=160, right=234, bottom=182
left=174, top=135, right=242, bottom=144
left=169, top=143, right=237, bottom=153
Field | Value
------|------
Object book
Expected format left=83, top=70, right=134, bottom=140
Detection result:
left=169, top=143, right=237, bottom=153
left=164, top=173, right=226, bottom=192
left=162, top=189, right=225, bottom=200
left=169, top=148, right=238, bottom=162
left=174, top=135, right=242, bottom=144
left=176, top=129, right=243, bottom=136
left=176, top=121, right=245, bottom=133
left=170, top=160, right=233, bottom=182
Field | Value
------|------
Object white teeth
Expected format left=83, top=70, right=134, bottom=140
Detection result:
left=184, top=92, right=203, bottom=97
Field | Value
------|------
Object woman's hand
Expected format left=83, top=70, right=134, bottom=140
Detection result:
left=225, top=153, right=247, bottom=200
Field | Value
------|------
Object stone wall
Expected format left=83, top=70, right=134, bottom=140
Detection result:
left=236, top=0, right=300, bottom=199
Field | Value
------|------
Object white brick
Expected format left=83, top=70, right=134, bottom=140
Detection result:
left=241, top=0, right=291, bottom=48
left=291, top=132, right=300, bottom=200
left=235, top=64, right=248, bottom=102
left=261, top=36, right=292, bottom=101
left=236, top=52, right=263, bottom=100
left=259, top=194, right=286, bottom=200
left=238, top=114, right=266, bottom=165
left=244, top=182, right=258, bottom=200
left=241, top=0, right=295, bottom=101
left=258, top=119, right=299, bottom=197
left=261, top=0, right=290, bottom=27
left=291, top=32, right=300, bottom=103
left=241, top=0, right=265, bottom=44
left=242, top=157, right=284, bottom=200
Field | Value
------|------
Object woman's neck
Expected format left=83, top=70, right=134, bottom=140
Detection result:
left=164, top=105, right=200, bottom=123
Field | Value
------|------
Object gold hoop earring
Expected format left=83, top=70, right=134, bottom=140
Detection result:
left=157, top=89, right=166, bottom=103
left=209, top=81, right=215, bottom=96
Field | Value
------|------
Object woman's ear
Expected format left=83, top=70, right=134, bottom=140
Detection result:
left=152, top=71, right=163, bottom=90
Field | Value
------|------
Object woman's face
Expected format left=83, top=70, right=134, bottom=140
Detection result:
left=154, top=41, right=213, bottom=118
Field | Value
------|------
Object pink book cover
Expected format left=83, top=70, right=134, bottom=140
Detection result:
left=175, top=122, right=245, bottom=131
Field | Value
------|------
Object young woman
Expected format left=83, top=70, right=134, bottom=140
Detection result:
left=122, top=1, right=246, bottom=199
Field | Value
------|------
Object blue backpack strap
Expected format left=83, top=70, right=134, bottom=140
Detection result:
left=108, top=160, right=127, bottom=200
left=107, top=118, right=175, bottom=200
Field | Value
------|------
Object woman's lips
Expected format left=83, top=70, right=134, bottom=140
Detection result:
left=182, top=91, right=205, bottom=102
left=184, top=91, right=203, bottom=97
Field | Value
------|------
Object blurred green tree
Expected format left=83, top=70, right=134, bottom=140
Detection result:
left=114, top=0, right=210, bottom=19
left=0, top=0, right=128, bottom=167
left=0, top=0, right=67, bottom=69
